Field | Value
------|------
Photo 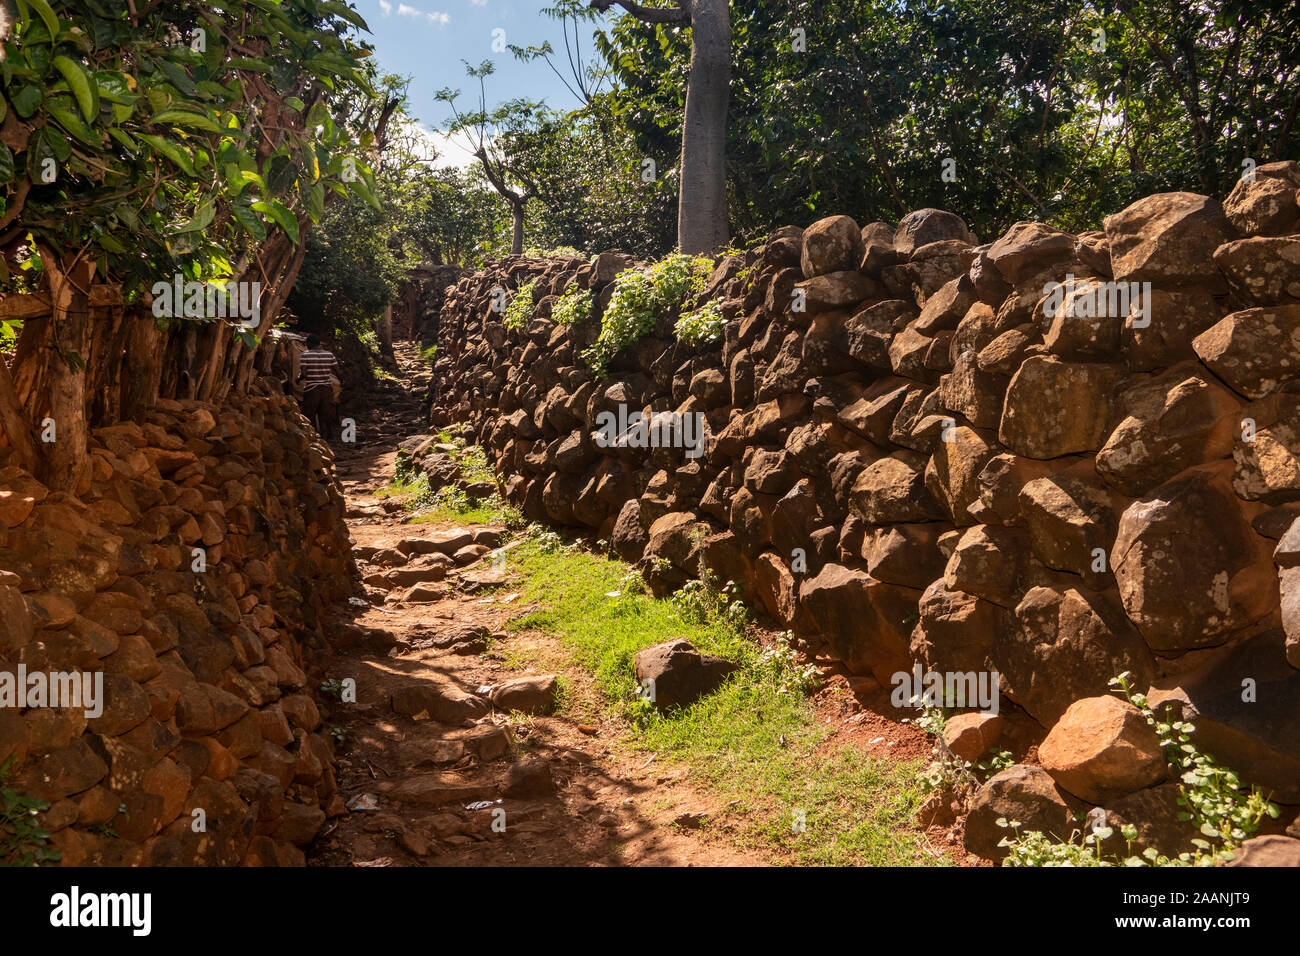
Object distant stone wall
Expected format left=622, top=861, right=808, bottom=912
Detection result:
left=429, top=167, right=1300, bottom=835
left=0, top=379, right=354, bottom=865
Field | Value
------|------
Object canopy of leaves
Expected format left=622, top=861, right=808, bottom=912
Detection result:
left=593, top=0, right=1300, bottom=240
left=0, top=0, right=380, bottom=291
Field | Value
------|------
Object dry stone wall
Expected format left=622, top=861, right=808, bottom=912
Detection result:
left=430, top=165, right=1300, bottom=823
left=0, top=378, right=353, bottom=865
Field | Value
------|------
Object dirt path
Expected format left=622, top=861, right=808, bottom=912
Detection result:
left=309, top=344, right=766, bottom=866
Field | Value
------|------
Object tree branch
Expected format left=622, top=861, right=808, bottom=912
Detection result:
left=590, top=0, right=689, bottom=25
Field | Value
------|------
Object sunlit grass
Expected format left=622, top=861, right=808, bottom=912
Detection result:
left=504, top=538, right=946, bottom=866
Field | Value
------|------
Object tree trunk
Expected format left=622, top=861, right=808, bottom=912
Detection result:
left=378, top=303, right=394, bottom=357
left=511, top=200, right=525, bottom=255
left=35, top=251, right=93, bottom=492
left=0, top=357, right=38, bottom=473
left=678, top=0, right=730, bottom=254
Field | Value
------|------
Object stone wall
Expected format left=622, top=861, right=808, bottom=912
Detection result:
left=0, top=378, right=354, bottom=865
left=430, top=163, right=1300, bottom=834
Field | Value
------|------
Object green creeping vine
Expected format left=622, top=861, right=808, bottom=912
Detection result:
left=581, top=253, right=710, bottom=377
left=996, top=672, right=1279, bottom=867
left=503, top=281, right=537, bottom=331
left=552, top=284, right=593, bottom=327
left=674, top=298, right=725, bottom=348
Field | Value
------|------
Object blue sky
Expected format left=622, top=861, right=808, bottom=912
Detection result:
left=356, top=1, right=608, bottom=165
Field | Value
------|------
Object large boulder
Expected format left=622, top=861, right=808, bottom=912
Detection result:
left=943, top=524, right=1027, bottom=607
left=489, top=675, right=558, bottom=715
left=1193, top=304, right=1300, bottom=399
left=1120, top=287, right=1222, bottom=372
left=610, top=498, right=649, bottom=562
left=894, top=209, right=977, bottom=256
left=801, top=215, right=865, bottom=278
left=943, top=712, right=1005, bottom=762
left=1226, top=835, right=1300, bottom=867
left=1038, top=696, right=1167, bottom=805
left=1096, top=366, right=1242, bottom=496
left=999, top=356, right=1120, bottom=459
left=963, top=764, right=1078, bottom=861
left=1099, top=783, right=1198, bottom=859
left=1232, top=392, right=1300, bottom=501
left=1110, top=463, right=1275, bottom=652
left=1018, top=469, right=1117, bottom=588
left=1147, top=628, right=1300, bottom=803
left=910, top=581, right=1005, bottom=677
left=1213, top=237, right=1300, bottom=306
left=1001, top=585, right=1155, bottom=727
left=1103, top=192, right=1236, bottom=288
left=1222, top=161, right=1300, bottom=237
left=797, top=563, right=917, bottom=683
left=925, top=425, right=998, bottom=525
left=633, top=639, right=738, bottom=710
left=986, top=221, right=1077, bottom=286
left=850, top=451, right=944, bottom=523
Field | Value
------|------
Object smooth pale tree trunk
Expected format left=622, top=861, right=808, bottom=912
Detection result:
left=677, top=0, right=730, bottom=254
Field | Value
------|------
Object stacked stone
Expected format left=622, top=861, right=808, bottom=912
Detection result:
left=0, top=377, right=354, bottom=865
left=430, top=166, right=1300, bottom=836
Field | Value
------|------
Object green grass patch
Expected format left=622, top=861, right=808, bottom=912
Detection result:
left=378, top=444, right=523, bottom=528
left=505, top=536, right=944, bottom=866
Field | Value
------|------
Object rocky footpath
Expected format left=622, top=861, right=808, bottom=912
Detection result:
left=0, top=378, right=354, bottom=865
left=430, top=164, right=1300, bottom=860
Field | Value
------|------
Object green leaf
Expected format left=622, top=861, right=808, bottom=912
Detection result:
left=46, top=103, right=97, bottom=147
left=51, top=56, right=97, bottom=122
left=10, top=84, right=43, bottom=119
left=151, top=109, right=223, bottom=133
left=176, top=201, right=215, bottom=234
left=251, top=199, right=299, bottom=244
left=138, top=134, right=197, bottom=177
left=347, top=174, right=380, bottom=211
left=23, top=0, right=61, bottom=41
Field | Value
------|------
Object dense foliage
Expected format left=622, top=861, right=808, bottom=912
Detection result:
left=1, top=0, right=379, bottom=290
left=583, top=252, right=710, bottom=376
left=581, top=0, right=1300, bottom=245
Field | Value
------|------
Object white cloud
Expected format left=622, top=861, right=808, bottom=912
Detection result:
left=389, top=3, right=449, bottom=27
left=471, top=0, right=487, bottom=6
left=426, top=128, right=480, bottom=170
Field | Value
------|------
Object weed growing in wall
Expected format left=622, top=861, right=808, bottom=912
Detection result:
left=0, top=758, right=59, bottom=867
left=504, top=282, right=537, bottom=332
left=674, top=298, right=725, bottom=348
left=582, top=253, right=711, bottom=377
left=996, top=672, right=1279, bottom=867
left=552, top=285, right=593, bottom=326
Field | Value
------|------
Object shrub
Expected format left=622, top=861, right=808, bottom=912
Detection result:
left=1, top=758, right=59, bottom=867
left=504, top=282, right=537, bottom=332
left=552, top=285, right=593, bottom=327
left=674, top=298, right=725, bottom=348
left=581, top=253, right=710, bottom=376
